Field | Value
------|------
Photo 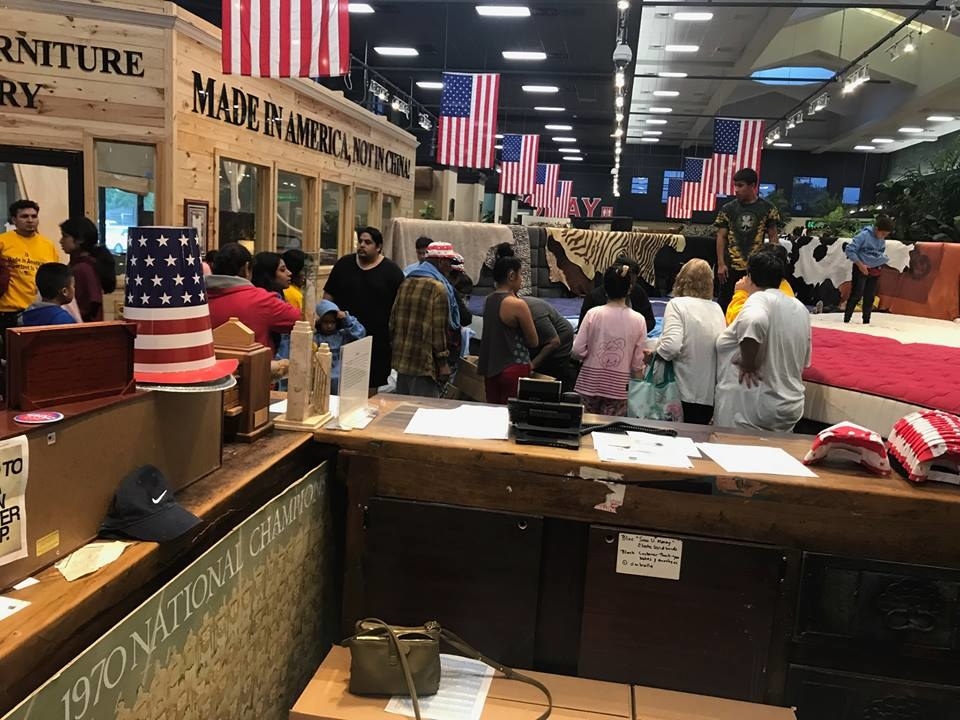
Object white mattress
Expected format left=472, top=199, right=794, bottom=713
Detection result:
left=804, top=313, right=960, bottom=434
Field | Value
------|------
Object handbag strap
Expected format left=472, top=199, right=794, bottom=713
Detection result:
left=356, top=618, right=423, bottom=720
left=440, top=627, right=553, bottom=720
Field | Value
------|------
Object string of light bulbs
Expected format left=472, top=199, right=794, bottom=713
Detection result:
left=611, top=0, right=631, bottom=199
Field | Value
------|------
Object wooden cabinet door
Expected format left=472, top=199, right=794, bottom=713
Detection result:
left=578, top=525, right=789, bottom=703
left=360, top=498, right=543, bottom=668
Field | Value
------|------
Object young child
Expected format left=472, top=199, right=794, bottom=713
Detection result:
left=315, top=299, right=366, bottom=394
left=844, top=215, right=893, bottom=324
left=19, top=263, right=78, bottom=326
left=572, top=264, right=648, bottom=416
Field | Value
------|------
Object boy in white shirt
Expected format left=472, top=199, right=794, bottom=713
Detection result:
left=714, top=250, right=811, bottom=433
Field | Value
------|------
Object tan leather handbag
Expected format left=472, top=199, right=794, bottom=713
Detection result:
left=343, top=618, right=552, bottom=720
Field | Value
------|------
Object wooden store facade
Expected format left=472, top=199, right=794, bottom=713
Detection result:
left=0, top=0, right=416, bottom=272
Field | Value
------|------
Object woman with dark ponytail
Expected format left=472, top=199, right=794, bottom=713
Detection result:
left=59, top=217, right=116, bottom=322
left=477, top=243, right=539, bottom=404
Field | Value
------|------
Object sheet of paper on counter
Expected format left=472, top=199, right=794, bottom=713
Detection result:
left=12, top=577, right=39, bottom=591
left=404, top=405, right=509, bottom=440
left=626, top=431, right=701, bottom=458
left=698, top=443, right=817, bottom=478
left=55, top=541, right=131, bottom=582
left=385, top=653, right=493, bottom=720
left=0, top=596, right=29, bottom=622
left=591, top=432, right=693, bottom=469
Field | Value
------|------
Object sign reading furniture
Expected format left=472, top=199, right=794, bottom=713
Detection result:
left=192, top=73, right=412, bottom=180
left=0, top=33, right=146, bottom=109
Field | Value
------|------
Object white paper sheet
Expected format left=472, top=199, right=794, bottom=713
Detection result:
left=12, top=577, right=38, bottom=591
left=404, top=405, right=510, bottom=441
left=698, top=443, right=818, bottom=478
left=0, top=596, right=29, bottom=622
left=55, top=541, right=131, bottom=582
left=591, top=432, right=693, bottom=469
left=339, top=336, right=373, bottom=420
left=625, top=431, right=702, bottom=458
left=385, top=654, right=493, bottom=720
left=0, top=435, right=29, bottom=568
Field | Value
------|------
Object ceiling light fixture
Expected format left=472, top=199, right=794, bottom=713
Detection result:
left=658, top=71, right=688, bottom=78
left=640, top=137, right=660, bottom=142
left=673, top=12, right=713, bottom=21
left=416, top=81, right=444, bottom=90
left=872, top=138, right=895, bottom=143
left=563, top=148, right=581, bottom=153
left=854, top=145, right=876, bottom=150
left=374, top=46, right=419, bottom=56
left=928, top=115, right=956, bottom=122
left=642, top=130, right=662, bottom=136
left=564, top=156, right=584, bottom=161
left=475, top=5, right=531, bottom=17
left=348, top=3, right=375, bottom=13
left=842, top=65, right=870, bottom=94
left=369, top=79, right=390, bottom=102
left=648, top=107, right=673, bottom=113
left=523, top=85, right=559, bottom=93
left=615, top=71, right=626, bottom=88
left=786, top=110, right=803, bottom=131
left=645, top=118, right=668, bottom=125
left=494, top=144, right=503, bottom=150
left=899, top=126, right=924, bottom=133
left=418, top=113, right=432, bottom=131
left=495, top=133, right=504, bottom=139
left=503, top=50, right=547, bottom=61
left=615, top=112, right=624, bottom=122
left=615, top=96, right=624, bottom=108
left=553, top=137, right=577, bottom=142
left=534, top=106, right=565, bottom=112
left=613, top=127, right=624, bottom=137
left=773, top=142, right=793, bottom=148
left=903, top=33, right=917, bottom=53
left=808, top=92, right=830, bottom=116
left=665, top=44, right=699, bottom=53
left=545, top=124, right=572, bottom=131
left=653, top=90, right=679, bottom=97
left=618, top=0, right=629, bottom=9
left=765, top=126, right=782, bottom=145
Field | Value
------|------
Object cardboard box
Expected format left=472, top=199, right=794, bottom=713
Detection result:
left=0, top=390, right=223, bottom=591
left=291, top=647, right=624, bottom=720
left=632, top=686, right=796, bottom=720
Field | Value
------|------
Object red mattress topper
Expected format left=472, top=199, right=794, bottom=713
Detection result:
left=803, top=327, right=960, bottom=414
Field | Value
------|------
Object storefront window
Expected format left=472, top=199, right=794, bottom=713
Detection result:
left=95, top=141, right=156, bottom=255
left=219, top=158, right=263, bottom=248
left=381, top=195, right=399, bottom=224
left=277, top=171, right=308, bottom=251
left=355, top=188, right=373, bottom=228
left=321, top=181, right=345, bottom=265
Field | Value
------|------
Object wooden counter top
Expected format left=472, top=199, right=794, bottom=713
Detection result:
left=316, top=395, right=960, bottom=568
left=0, top=430, right=320, bottom=712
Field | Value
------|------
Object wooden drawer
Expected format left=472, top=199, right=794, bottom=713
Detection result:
left=578, top=525, right=790, bottom=703
left=787, top=665, right=960, bottom=720
left=796, top=554, right=960, bottom=657
left=359, top=498, right=543, bottom=668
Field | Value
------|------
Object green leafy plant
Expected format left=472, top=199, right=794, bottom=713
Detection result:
left=875, top=136, right=960, bottom=242
left=766, top=189, right=792, bottom=226
left=419, top=201, right=438, bottom=220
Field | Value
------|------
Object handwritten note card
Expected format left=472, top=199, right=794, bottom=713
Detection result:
left=616, top=533, right=683, bottom=580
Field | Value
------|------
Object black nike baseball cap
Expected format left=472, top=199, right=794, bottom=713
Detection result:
left=99, top=465, right=200, bottom=542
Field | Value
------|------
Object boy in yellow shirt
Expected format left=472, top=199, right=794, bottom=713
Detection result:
left=0, top=200, right=60, bottom=333
left=724, top=243, right=794, bottom=325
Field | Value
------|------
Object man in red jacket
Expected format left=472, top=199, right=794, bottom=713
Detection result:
left=206, top=242, right=301, bottom=353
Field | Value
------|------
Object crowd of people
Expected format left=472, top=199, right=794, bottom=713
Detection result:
left=5, top=163, right=892, bottom=434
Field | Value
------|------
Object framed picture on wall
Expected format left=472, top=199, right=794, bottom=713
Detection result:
left=183, top=199, right=209, bottom=253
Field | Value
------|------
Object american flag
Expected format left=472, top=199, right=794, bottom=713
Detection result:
left=124, top=227, right=219, bottom=380
left=710, top=118, right=765, bottom=196
left=676, top=157, right=719, bottom=215
left=665, top=176, right=685, bottom=219
left=550, top=180, right=574, bottom=217
left=222, top=0, right=350, bottom=78
left=532, top=163, right=559, bottom=212
left=436, top=72, right=500, bottom=169
left=498, top=134, right=540, bottom=195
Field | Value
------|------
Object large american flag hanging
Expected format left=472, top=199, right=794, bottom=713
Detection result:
left=532, top=163, right=559, bottom=212
left=710, top=118, right=765, bottom=196
left=678, top=157, right=719, bottom=215
left=124, top=227, right=235, bottom=384
left=499, top=134, right=540, bottom=195
left=550, top=180, right=574, bottom=217
left=222, top=0, right=350, bottom=78
left=436, top=72, right=500, bottom=169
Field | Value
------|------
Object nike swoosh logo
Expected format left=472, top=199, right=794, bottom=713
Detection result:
left=151, top=491, right=167, bottom=504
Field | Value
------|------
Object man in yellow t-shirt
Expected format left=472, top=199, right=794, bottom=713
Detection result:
left=0, top=200, right=60, bottom=332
